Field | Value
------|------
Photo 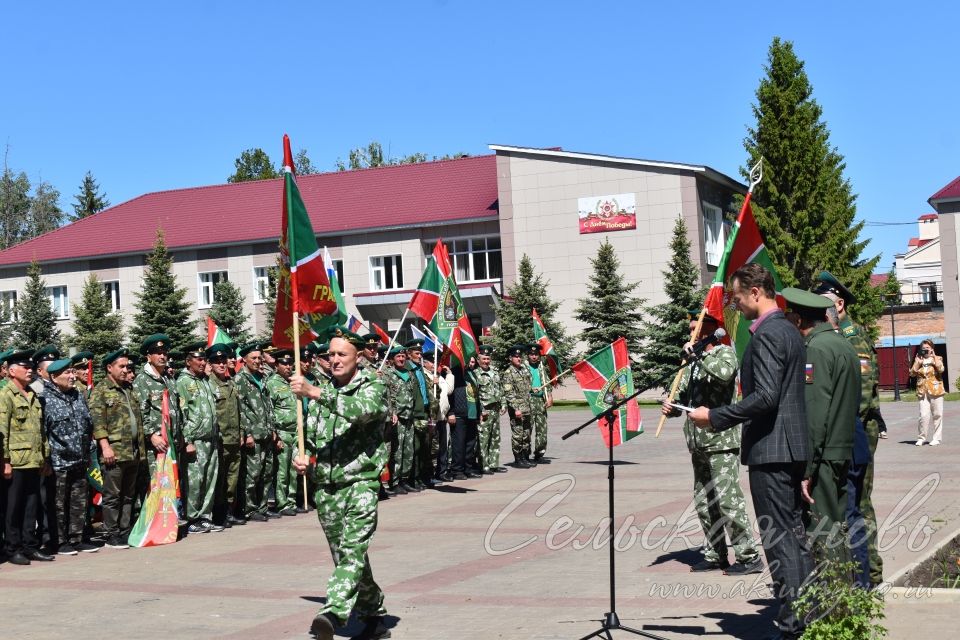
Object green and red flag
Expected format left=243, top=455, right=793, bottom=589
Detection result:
left=702, top=182, right=784, bottom=361
left=271, top=134, right=339, bottom=349
left=371, top=321, right=391, bottom=346
left=128, top=390, right=180, bottom=547
left=206, top=316, right=231, bottom=347
left=572, top=337, right=643, bottom=447
left=531, top=308, right=559, bottom=382
left=407, top=240, right=478, bottom=369
left=324, top=246, right=349, bottom=326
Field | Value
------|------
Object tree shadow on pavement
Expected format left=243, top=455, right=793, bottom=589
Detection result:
left=648, top=547, right=703, bottom=568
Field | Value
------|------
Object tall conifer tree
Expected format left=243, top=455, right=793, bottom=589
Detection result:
left=209, top=280, right=251, bottom=345
left=67, top=274, right=124, bottom=360
left=13, top=260, right=61, bottom=348
left=129, top=229, right=197, bottom=352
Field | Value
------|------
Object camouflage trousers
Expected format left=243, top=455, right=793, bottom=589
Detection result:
left=530, top=396, right=548, bottom=459
left=243, top=439, right=275, bottom=516
left=691, top=450, right=759, bottom=563
left=185, top=441, right=219, bottom=522
left=478, top=408, right=501, bottom=471
left=275, top=431, right=299, bottom=510
left=804, top=459, right=851, bottom=567
left=862, top=417, right=883, bottom=584
left=315, top=479, right=386, bottom=625
left=509, top=409, right=532, bottom=460
left=394, top=418, right=414, bottom=481
left=54, top=464, right=89, bottom=546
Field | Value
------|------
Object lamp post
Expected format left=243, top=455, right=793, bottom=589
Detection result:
left=886, top=263, right=902, bottom=402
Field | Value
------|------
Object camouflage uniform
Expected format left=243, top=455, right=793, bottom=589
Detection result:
left=211, top=373, right=242, bottom=518
left=502, top=364, right=533, bottom=462
left=476, top=365, right=503, bottom=471
left=406, top=361, right=431, bottom=486
left=675, top=344, right=759, bottom=565
left=840, top=317, right=884, bottom=584
left=383, top=363, right=414, bottom=488
left=235, top=367, right=274, bottom=517
left=0, top=383, right=48, bottom=557
left=266, top=372, right=299, bottom=511
left=528, top=360, right=551, bottom=460
left=89, top=376, right=145, bottom=541
left=302, top=369, right=388, bottom=627
left=134, top=364, right=182, bottom=476
left=176, top=370, right=219, bottom=523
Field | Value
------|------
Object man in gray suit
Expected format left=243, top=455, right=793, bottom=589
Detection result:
left=690, top=263, right=813, bottom=640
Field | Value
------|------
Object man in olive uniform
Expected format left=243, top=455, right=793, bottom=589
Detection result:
left=90, top=348, right=145, bottom=550
left=785, top=287, right=859, bottom=565
left=358, top=334, right=380, bottom=370
left=70, top=351, right=95, bottom=397
left=267, top=349, right=300, bottom=516
left=289, top=327, right=390, bottom=640
left=814, top=270, right=885, bottom=586
left=662, top=311, right=761, bottom=574
left=383, top=346, right=414, bottom=494
left=134, top=334, right=183, bottom=479
left=503, top=345, right=533, bottom=468
left=1, top=349, right=53, bottom=564
left=176, top=341, right=221, bottom=534
left=404, top=339, right=431, bottom=490
left=476, top=345, right=506, bottom=473
left=527, top=344, right=552, bottom=464
left=208, top=343, right=245, bottom=527
left=235, top=342, right=275, bottom=522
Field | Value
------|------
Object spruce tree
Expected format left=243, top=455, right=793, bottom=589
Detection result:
left=209, top=280, right=251, bottom=344
left=488, top=254, right=571, bottom=367
left=13, top=260, right=61, bottom=348
left=72, top=171, right=110, bottom=220
left=129, top=229, right=197, bottom=353
left=574, top=239, right=646, bottom=377
left=0, top=295, right=14, bottom=349
left=746, top=37, right=881, bottom=328
left=636, top=217, right=702, bottom=390
left=66, top=274, right=124, bottom=377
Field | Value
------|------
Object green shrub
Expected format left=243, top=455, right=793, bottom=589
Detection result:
left=793, top=560, right=886, bottom=639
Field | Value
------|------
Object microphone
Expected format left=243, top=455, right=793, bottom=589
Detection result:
left=680, top=328, right=727, bottom=361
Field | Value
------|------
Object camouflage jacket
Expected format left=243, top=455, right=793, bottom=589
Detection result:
left=41, top=379, right=93, bottom=471
left=265, top=372, right=298, bottom=433
left=176, top=370, right=217, bottom=442
left=839, top=318, right=880, bottom=420
left=383, top=365, right=415, bottom=421
left=677, top=344, right=742, bottom=453
left=134, top=363, right=182, bottom=443
left=235, top=368, right=274, bottom=440
left=304, top=368, right=387, bottom=485
left=210, top=374, right=242, bottom=446
left=89, top=376, right=145, bottom=464
left=502, top=364, right=532, bottom=414
left=477, top=367, right=503, bottom=410
left=0, top=383, right=47, bottom=469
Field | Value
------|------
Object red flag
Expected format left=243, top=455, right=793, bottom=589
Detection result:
left=372, top=322, right=391, bottom=346
left=532, top=308, right=560, bottom=382
left=85, top=360, right=94, bottom=392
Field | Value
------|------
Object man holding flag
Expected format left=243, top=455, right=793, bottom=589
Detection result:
left=526, top=344, right=553, bottom=464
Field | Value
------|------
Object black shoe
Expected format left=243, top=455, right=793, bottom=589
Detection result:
left=494, top=466, right=508, bottom=473
left=76, top=542, right=100, bottom=553
left=106, top=536, right=130, bottom=549
left=526, top=458, right=538, bottom=466
left=514, top=459, right=531, bottom=468
left=188, top=522, right=208, bottom=534
left=279, top=507, right=298, bottom=516
left=451, top=472, right=468, bottom=480
left=227, top=514, right=247, bottom=525
left=393, top=484, right=408, bottom=495
left=202, top=519, right=225, bottom=532
left=351, top=614, right=392, bottom=640
left=247, top=512, right=268, bottom=522
left=724, top=558, right=764, bottom=576
left=465, top=471, right=482, bottom=478
left=8, top=552, right=30, bottom=566
left=482, top=469, right=494, bottom=475
left=404, top=482, right=422, bottom=493
left=690, top=558, right=729, bottom=572
left=382, top=485, right=396, bottom=495
left=296, top=506, right=309, bottom=513
left=58, top=544, right=78, bottom=556
left=266, top=510, right=282, bottom=519
left=28, top=550, right=55, bottom=562
left=534, top=457, right=550, bottom=464
left=430, top=477, right=448, bottom=486
left=309, top=612, right=339, bottom=640
left=439, top=473, right=454, bottom=482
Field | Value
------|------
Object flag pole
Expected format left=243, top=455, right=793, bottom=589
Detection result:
left=378, top=307, right=410, bottom=372
left=532, top=367, right=573, bottom=392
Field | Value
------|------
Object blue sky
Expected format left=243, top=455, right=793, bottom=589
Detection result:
left=3, top=1, right=957, bottom=271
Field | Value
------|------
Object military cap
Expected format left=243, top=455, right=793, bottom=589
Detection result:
left=388, top=346, right=405, bottom=358
left=527, top=343, right=542, bottom=355
left=103, top=348, right=129, bottom=368
left=316, top=342, right=330, bottom=357
left=33, top=344, right=62, bottom=363
left=70, top=351, right=95, bottom=368
left=6, top=349, right=37, bottom=368
left=238, top=342, right=263, bottom=357
left=813, top=270, right=857, bottom=305
left=273, top=348, right=294, bottom=364
left=361, top=333, right=379, bottom=347
left=305, top=341, right=323, bottom=356
left=478, top=345, right=494, bottom=356
left=782, top=287, right=833, bottom=312
left=260, top=342, right=277, bottom=354
left=298, top=346, right=312, bottom=361
left=508, top=345, right=525, bottom=357
left=206, top=343, right=232, bottom=360
left=687, top=308, right=720, bottom=324
left=47, top=358, right=73, bottom=377
left=377, top=344, right=388, bottom=355
left=404, top=338, right=425, bottom=351
left=183, top=340, right=208, bottom=358
left=324, top=326, right=365, bottom=347
left=140, top=333, right=171, bottom=355
left=0, top=349, right=13, bottom=365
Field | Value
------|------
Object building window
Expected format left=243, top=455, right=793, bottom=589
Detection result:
left=370, top=255, right=403, bottom=291
left=430, top=236, right=503, bottom=283
left=47, top=286, right=69, bottom=319
left=920, top=282, right=939, bottom=304
left=198, top=271, right=228, bottom=308
left=103, top=281, right=120, bottom=312
left=333, top=259, right=345, bottom=291
left=702, top=203, right=725, bottom=267
left=1, top=290, right=16, bottom=323
left=253, top=267, right=271, bottom=304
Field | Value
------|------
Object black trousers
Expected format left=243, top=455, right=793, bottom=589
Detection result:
left=54, top=464, right=89, bottom=546
left=5, top=468, right=42, bottom=556
left=434, top=419, right=449, bottom=478
left=450, top=416, right=480, bottom=475
left=101, top=460, right=140, bottom=538
left=748, top=462, right=814, bottom=638
left=37, top=472, right=58, bottom=549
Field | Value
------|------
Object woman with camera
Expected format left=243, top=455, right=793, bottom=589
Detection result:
left=910, top=339, right=945, bottom=446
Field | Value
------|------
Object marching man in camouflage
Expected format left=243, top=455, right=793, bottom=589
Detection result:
left=134, top=334, right=182, bottom=478
left=208, top=343, right=246, bottom=527
left=266, top=349, right=300, bottom=516
left=503, top=345, right=533, bottom=468
left=527, top=344, right=552, bottom=464
left=404, top=339, right=432, bottom=490
left=290, top=327, right=390, bottom=640
left=383, top=346, right=414, bottom=494
left=234, top=342, right=275, bottom=522
left=176, top=341, right=222, bottom=534
left=476, top=345, right=506, bottom=473
left=662, top=311, right=761, bottom=575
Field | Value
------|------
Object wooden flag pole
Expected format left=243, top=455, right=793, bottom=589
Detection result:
left=655, top=307, right=708, bottom=438
left=378, top=307, right=410, bottom=372
left=532, top=367, right=573, bottom=392
left=292, top=310, right=308, bottom=510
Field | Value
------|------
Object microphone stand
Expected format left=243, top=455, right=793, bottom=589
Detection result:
left=562, top=354, right=707, bottom=640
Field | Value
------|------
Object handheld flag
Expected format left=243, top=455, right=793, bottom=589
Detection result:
left=324, top=246, right=349, bottom=326
left=346, top=313, right=364, bottom=334
left=127, top=390, right=180, bottom=547
left=532, top=308, right=560, bottom=381
left=407, top=240, right=478, bottom=369
left=371, top=322, right=391, bottom=346
left=206, top=316, right=231, bottom=347
left=411, top=325, right=442, bottom=355
left=85, top=359, right=94, bottom=392
left=572, top=338, right=642, bottom=447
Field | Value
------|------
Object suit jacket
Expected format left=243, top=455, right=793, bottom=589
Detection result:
left=710, top=309, right=810, bottom=466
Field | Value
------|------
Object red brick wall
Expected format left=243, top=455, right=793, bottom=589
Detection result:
left=874, top=306, right=945, bottom=339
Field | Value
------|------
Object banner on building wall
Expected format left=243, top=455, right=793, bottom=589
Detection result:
left=577, top=193, right=637, bottom=234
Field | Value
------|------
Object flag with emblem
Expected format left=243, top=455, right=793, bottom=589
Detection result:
left=407, top=240, right=478, bottom=369
left=572, top=338, right=642, bottom=447
left=271, top=134, right=339, bottom=349
left=532, top=308, right=559, bottom=382
left=128, top=390, right=180, bottom=547
left=206, top=316, right=231, bottom=347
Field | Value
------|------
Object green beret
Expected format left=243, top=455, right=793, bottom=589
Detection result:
left=508, top=345, right=525, bottom=357
left=404, top=338, right=425, bottom=351
left=389, top=346, right=405, bottom=358
left=326, top=325, right=365, bottom=347
left=33, top=344, right=62, bottom=363
left=140, top=333, right=171, bottom=355
left=813, top=270, right=857, bottom=305
left=184, top=341, right=208, bottom=358
left=103, top=348, right=129, bottom=369
left=238, top=342, right=262, bottom=357
left=206, top=343, right=232, bottom=360
left=71, top=351, right=95, bottom=367
left=478, top=345, right=494, bottom=356
left=782, top=287, right=833, bottom=312
left=47, top=358, right=73, bottom=376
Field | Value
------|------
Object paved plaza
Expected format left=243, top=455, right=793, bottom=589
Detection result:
left=1, top=400, right=957, bottom=639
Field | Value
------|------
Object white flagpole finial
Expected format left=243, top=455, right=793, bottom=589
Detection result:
left=748, top=158, right=763, bottom=193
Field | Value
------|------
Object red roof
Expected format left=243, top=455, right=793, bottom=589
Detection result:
left=908, top=237, right=920, bottom=247
left=929, top=176, right=960, bottom=202
left=0, top=154, right=499, bottom=267
left=918, top=213, right=938, bottom=221
left=870, top=274, right=889, bottom=287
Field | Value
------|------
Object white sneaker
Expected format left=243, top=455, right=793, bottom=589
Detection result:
left=915, top=439, right=925, bottom=447
left=930, top=441, right=941, bottom=446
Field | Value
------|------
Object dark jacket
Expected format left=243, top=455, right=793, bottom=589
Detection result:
left=710, top=310, right=810, bottom=466
left=41, top=379, right=93, bottom=471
